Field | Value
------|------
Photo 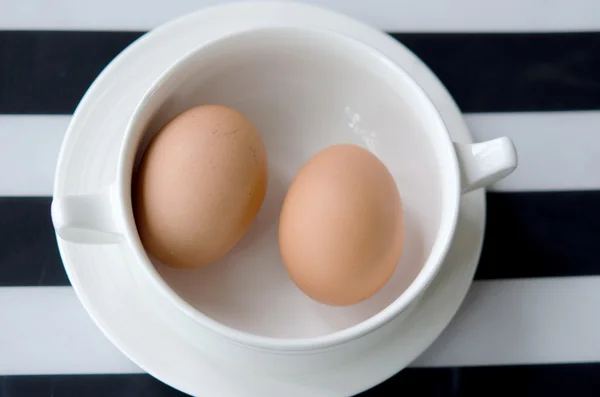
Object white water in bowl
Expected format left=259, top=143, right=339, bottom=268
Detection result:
left=141, top=32, right=443, bottom=339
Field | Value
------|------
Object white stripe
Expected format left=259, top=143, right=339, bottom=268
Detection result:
left=0, top=287, right=141, bottom=375
left=0, top=115, right=68, bottom=197
left=414, top=276, right=600, bottom=367
left=466, top=111, right=600, bottom=192
left=2, top=111, right=599, bottom=196
left=1, top=0, right=600, bottom=32
left=1, top=277, right=599, bottom=374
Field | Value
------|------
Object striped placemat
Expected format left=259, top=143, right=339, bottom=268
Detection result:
left=1, top=1, right=599, bottom=396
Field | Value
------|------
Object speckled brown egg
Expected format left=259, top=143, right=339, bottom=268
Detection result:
left=279, top=144, right=403, bottom=306
left=133, top=105, right=268, bottom=268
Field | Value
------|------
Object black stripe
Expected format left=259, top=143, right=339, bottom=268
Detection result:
left=361, top=363, right=600, bottom=396
left=0, top=373, right=182, bottom=397
left=1, top=31, right=599, bottom=114
left=0, top=197, right=67, bottom=286
left=2, top=363, right=600, bottom=396
left=475, top=191, right=600, bottom=280
left=0, top=31, right=144, bottom=114
left=393, top=32, right=600, bottom=113
left=1, top=191, right=599, bottom=287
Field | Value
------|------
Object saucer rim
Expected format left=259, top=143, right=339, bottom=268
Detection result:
left=54, top=2, right=485, bottom=396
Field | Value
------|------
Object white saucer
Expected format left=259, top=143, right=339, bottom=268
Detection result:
left=54, top=2, right=485, bottom=396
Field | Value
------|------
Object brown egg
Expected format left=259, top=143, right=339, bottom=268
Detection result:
left=133, top=105, right=268, bottom=268
left=279, top=144, right=403, bottom=306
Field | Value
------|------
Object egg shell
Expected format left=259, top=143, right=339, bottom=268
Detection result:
left=133, top=105, right=268, bottom=268
left=279, top=144, right=403, bottom=306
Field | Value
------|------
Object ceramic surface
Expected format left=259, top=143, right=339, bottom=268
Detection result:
left=52, top=25, right=515, bottom=359
left=52, top=2, right=489, bottom=396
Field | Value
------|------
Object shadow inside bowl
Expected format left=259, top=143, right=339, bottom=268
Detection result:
left=154, top=190, right=425, bottom=339
left=308, top=208, right=425, bottom=330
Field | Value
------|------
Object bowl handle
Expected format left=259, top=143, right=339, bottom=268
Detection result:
left=453, top=137, right=518, bottom=194
left=51, top=183, right=123, bottom=244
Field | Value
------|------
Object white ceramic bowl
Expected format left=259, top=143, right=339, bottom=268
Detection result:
left=52, top=25, right=516, bottom=372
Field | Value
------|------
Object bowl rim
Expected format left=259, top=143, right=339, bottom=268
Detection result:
left=116, top=24, right=461, bottom=352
